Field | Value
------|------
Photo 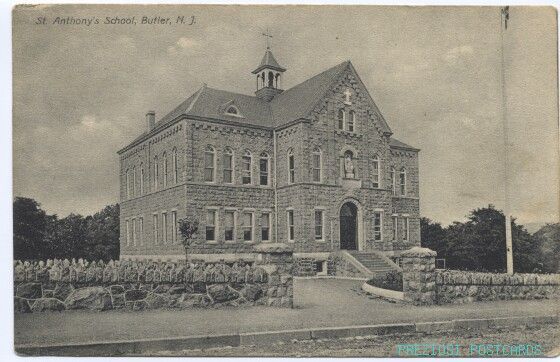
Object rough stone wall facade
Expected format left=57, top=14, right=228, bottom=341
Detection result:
left=118, top=65, right=420, bottom=260
left=401, top=247, right=437, bottom=305
left=327, top=255, right=367, bottom=278
left=14, top=249, right=293, bottom=313
left=400, top=247, right=560, bottom=305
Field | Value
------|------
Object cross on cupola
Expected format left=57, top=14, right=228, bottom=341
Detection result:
left=262, top=28, right=273, bottom=49
left=252, top=29, right=287, bottom=102
left=344, top=88, right=352, bottom=105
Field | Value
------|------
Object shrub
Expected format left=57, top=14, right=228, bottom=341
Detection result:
left=367, top=269, right=403, bottom=291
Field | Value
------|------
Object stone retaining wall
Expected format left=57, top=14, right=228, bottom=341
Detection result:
left=401, top=247, right=560, bottom=305
left=435, top=270, right=560, bottom=304
left=14, top=244, right=294, bottom=313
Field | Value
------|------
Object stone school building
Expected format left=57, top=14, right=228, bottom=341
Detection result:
left=118, top=47, right=420, bottom=273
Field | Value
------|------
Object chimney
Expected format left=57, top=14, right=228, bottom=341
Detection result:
left=146, top=111, right=156, bottom=131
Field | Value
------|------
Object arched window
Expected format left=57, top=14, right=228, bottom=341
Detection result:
left=132, top=166, right=136, bottom=197
left=140, top=163, right=144, bottom=195
left=259, top=152, right=270, bottom=186
left=241, top=151, right=253, bottom=185
left=125, top=169, right=130, bottom=199
left=348, top=110, right=356, bottom=132
left=242, top=151, right=252, bottom=185
left=153, top=156, right=159, bottom=191
left=223, top=147, right=234, bottom=183
left=390, top=167, right=396, bottom=196
left=372, top=155, right=380, bottom=188
left=288, top=148, right=295, bottom=184
left=204, top=146, right=216, bottom=182
left=162, top=152, right=168, bottom=188
left=399, top=168, right=406, bottom=196
left=172, top=148, right=178, bottom=184
left=312, top=147, right=322, bottom=182
left=268, top=71, right=274, bottom=87
left=337, top=109, right=345, bottom=130
left=275, top=73, right=279, bottom=88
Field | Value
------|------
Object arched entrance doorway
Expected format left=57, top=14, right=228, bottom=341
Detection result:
left=340, top=202, right=358, bottom=250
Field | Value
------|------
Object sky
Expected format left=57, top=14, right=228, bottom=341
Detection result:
left=12, top=5, right=559, bottom=226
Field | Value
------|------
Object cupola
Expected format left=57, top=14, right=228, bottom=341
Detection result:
left=252, top=44, right=286, bottom=102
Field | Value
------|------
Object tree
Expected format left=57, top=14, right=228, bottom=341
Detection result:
left=441, top=205, right=544, bottom=273
left=83, top=204, right=120, bottom=261
left=13, top=197, right=48, bottom=260
left=13, top=197, right=120, bottom=261
left=178, top=217, right=199, bottom=261
left=55, top=213, right=87, bottom=259
left=533, top=223, right=560, bottom=273
left=420, top=217, right=446, bottom=258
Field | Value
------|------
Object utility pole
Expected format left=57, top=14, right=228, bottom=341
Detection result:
left=501, top=6, right=514, bottom=275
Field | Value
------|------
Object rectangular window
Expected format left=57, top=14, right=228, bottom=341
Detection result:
left=392, top=215, right=398, bottom=241
left=372, top=158, right=380, bottom=188
left=242, top=155, right=251, bottom=184
left=223, top=152, right=233, bottom=183
left=131, top=218, right=136, bottom=246
left=163, top=157, right=168, bottom=188
left=259, top=158, right=268, bottom=186
left=391, top=169, right=397, bottom=196
left=347, top=111, right=355, bottom=132
left=125, top=220, right=130, bottom=246
left=224, top=210, right=235, bottom=242
left=154, top=162, right=159, bottom=191
left=402, top=217, right=409, bottom=242
left=314, top=210, right=324, bottom=241
left=373, top=212, right=382, bottom=241
left=204, top=151, right=214, bottom=182
left=206, top=209, right=216, bottom=241
left=400, top=171, right=406, bottom=196
left=171, top=211, right=177, bottom=244
left=173, top=151, right=178, bottom=184
left=139, top=217, right=144, bottom=245
left=125, top=171, right=130, bottom=199
left=288, top=155, right=295, bottom=184
left=140, top=168, right=144, bottom=195
left=153, top=214, right=158, bottom=244
left=312, top=153, right=321, bottom=182
left=242, top=212, right=254, bottom=242
left=162, top=212, right=168, bottom=244
left=287, top=210, right=295, bottom=242
left=261, top=213, right=270, bottom=242
left=132, top=169, right=136, bottom=198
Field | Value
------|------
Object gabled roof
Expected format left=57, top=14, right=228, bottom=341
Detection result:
left=389, top=137, right=420, bottom=152
left=186, top=86, right=273, bottom=127
left=270, top=61, right=349, bottom=126
left=252, top=49, right=286, bottom=74
left=119, top=60, right=397, bottom=153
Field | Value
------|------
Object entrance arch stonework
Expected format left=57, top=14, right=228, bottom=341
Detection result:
left=338, top=198, right=364, bottom=251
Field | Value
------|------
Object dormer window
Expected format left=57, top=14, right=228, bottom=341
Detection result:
left=225, top=105, right=240, bottom=116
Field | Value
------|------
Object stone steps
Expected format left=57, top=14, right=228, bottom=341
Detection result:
left=346, top=251, right=398, bottom=277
